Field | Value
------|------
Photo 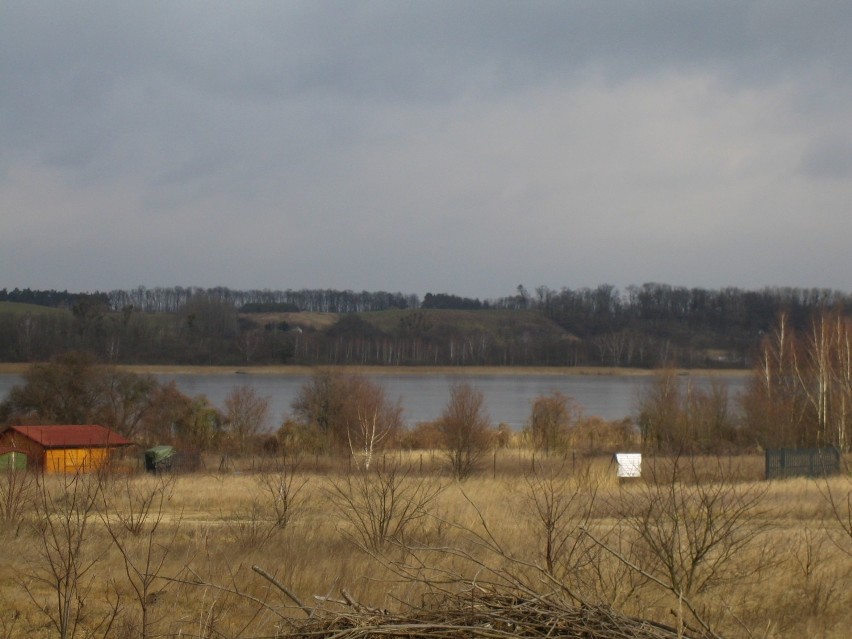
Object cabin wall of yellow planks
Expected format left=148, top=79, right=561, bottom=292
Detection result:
left=43, top=447, right=108, bottom=473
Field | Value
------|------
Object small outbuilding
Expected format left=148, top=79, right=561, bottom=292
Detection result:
left=0, top=425, right=132, bottom=473
left=144, top=445, right=176, bottom=473
left=613, top=452, right=642, bottom=479
left=143, top=445, right=201, bottom=474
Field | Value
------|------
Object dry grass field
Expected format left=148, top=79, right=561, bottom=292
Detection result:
left=0, top=454, right=849, bottom=639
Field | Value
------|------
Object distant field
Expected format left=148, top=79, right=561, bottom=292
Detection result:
left=0, top=301, right=69, bottom=316
left=361, top=307, right=572, bottom=338
left=239, top=308, right=569, bottom=337
left=240, top=311, right=340, bottom=330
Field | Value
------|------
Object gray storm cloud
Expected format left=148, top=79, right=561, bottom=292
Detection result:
left=2, top=1, right=851, bottom=297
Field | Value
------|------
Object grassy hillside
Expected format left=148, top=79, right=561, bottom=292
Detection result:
left=0, top=301, right=732, bottom=367
left=360, top=308, right=575, bottom=340
left=0, top=301, right=70, bottom=317
left=240, top=311, right=340, bottom=331
left=240, top=308, right=574, bottom=342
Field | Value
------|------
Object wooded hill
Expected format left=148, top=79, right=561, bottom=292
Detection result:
left=1, top=283, right=850, bottom=367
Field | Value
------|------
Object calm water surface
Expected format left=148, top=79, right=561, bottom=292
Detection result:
left=0, top=371, right=747, bottom=429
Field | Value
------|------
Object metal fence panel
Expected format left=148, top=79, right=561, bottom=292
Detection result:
left=765, top=447, right=841, bottom=479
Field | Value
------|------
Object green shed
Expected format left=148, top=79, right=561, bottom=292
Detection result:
left=144, top=445, right=176, bottom=473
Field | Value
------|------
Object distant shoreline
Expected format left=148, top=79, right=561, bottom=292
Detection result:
left=0, top=362, right=750, bottom=378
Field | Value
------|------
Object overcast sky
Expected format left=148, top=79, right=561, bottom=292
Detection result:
left=2, top=2, right=851, bottom=300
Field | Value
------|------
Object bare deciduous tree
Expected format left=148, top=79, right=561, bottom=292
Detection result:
left=291, top=372, right=402, bottom=464
left=526, top=391, right=577, bottom=455
left=438, top=383, right=492, bottom=480
left=224, top=385, right=271, bottom=455
left=343, top=376, right=402, bottom=470
left=638, top=369, right=737, bottom=452
left=741, top=309, right=852, bottom=451
left=97, top=368, right=158, bottom=440
left=291, top=371, right=349, bottom=452
left=636, top=368, right=682, bottom=452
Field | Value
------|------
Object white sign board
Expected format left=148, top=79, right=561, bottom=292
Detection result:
left=615, top=453, right=642, bottom=478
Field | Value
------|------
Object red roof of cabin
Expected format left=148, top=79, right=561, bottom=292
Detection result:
left=7, top=425, right=132, bottom=448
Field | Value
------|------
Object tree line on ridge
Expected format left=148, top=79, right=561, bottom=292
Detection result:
left=1, top=283, right=851, bottom=367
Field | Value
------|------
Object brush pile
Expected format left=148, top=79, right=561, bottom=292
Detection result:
left=287, top=590, right=710, bottom=639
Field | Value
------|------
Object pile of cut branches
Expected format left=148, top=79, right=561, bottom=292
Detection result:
left=286, top=589, right=711, bottom=639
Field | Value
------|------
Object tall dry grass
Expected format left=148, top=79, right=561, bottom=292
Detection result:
left=0, top=454, right=849, bottom=638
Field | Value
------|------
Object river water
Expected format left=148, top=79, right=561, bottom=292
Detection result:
left=0, top=371, right=748, bottom=430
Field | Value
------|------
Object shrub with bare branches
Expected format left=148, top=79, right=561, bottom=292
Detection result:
left=0, top=468, right=34, bottom=533
left=619, top=456, right=773, bottom=597
left=520, top=463, right=597, bottom=580
left=255, top=455, right=308, bottom=532
left=326, top=465, right=442, bottom=552
left=99, top=474, right=180, bottom=639
left=228, top=455, right=309, bottom=547
left=24, top=471, right=118, bottom=639
left=575, top=455, right=776, bottom=636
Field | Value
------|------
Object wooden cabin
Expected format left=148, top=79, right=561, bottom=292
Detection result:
left=0, top=425, right=132, bottom=473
